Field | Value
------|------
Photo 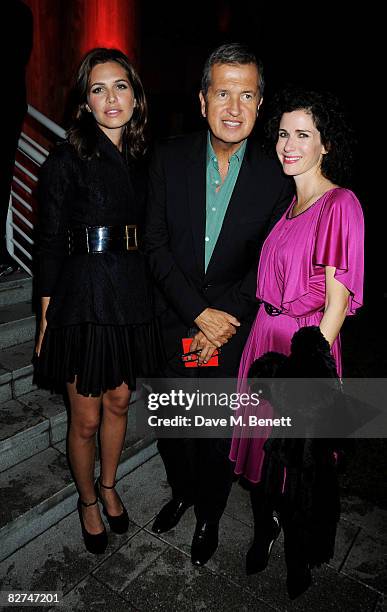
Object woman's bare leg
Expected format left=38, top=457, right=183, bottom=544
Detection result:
left=67, top=381, right=104, bottom=534
left=99, top=383, right=131, bottom=515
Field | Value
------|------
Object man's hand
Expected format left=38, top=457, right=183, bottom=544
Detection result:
left=190, top=331, right=218, bottom=364
left=194, top=308, right=240, bottom=347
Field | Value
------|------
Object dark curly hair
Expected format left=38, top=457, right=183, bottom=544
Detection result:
left=265, top=88, right=355, bottom=186
left=67, top=48, right=148, bottom=160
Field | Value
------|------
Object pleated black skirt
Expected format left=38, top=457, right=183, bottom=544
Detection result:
left=36, top=320, right=164, bottom=397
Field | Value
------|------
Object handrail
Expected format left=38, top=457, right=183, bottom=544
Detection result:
left=7, top=105, right=66, bottom=275
left=21, top=131, right=49, bottom=155
left=27, top=104, right=66, bottom=139
left=18, top=137, right=47, bottom=166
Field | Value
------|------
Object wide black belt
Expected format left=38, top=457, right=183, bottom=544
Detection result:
left=68, top=225, right=138, bottom=254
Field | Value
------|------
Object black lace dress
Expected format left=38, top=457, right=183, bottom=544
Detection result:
left=36, top=129, right=163, bottom=396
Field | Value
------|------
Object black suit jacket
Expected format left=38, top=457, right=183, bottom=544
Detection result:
left=145, top=131, right=293, bottom=374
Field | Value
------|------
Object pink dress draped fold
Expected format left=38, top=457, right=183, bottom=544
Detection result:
left=229, top=187, right=364, bottom=483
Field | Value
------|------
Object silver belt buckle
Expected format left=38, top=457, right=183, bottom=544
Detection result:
left=125, top=225, right=138, bottom=251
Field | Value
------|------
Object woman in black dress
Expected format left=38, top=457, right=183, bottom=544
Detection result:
left=35, top=48, right=161, bottom=554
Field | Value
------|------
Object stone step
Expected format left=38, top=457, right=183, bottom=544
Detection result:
left=0, top=389, right=67, bottom=473
left=0, top=385, right=145, bottom=472
left=0, top=340, right=36, bottom=403
left=0, top=396, right=156, bottom=563
left=0, top=301, right=36, bottom=349
left=0, top=272, right=32, bottom=307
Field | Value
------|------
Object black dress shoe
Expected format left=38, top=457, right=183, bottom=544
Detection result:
left=191, top=521, right=219, bottom=566
left=246, top=514, right=281, bottom=575
left=77, top=498, right=108, bottom=555
left=151, top=498, right=192, bottom=534
left=95, top=478, right=130, bottom=534
left=286, top=565, right=312, bottom=599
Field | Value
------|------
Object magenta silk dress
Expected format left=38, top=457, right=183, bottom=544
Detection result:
left=229, top=187, right=364, bottom=483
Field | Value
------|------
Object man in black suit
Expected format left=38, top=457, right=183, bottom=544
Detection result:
left=145, top=43, right=293, bottom=565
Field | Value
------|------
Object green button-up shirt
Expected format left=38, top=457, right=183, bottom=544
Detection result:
left=205, top=133, right=247, bottom=271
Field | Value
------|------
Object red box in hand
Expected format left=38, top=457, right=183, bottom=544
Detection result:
left=181, top=338, right=219, bottom=367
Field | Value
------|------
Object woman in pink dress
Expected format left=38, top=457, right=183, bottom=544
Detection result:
left=229, top=89, right=364, bottom=598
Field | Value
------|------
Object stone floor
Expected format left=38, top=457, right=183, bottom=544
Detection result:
left=0, top=294, right=386, bottom=611
left=0, top=452, right=385, bottom=612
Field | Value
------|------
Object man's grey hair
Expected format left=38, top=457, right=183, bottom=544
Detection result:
left=201, top=43, right=264, bottom=97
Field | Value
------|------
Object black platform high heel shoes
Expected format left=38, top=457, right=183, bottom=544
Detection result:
left=246, top=514, right=281, bottom=574
left=95, top=478, right=130, bottom=534
left=77, top=498, right=108, bottom=554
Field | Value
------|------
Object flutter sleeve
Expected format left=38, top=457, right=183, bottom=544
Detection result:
left=36, top=144, right=74, bottom=296
left=313, top=188, right=364, bottom=315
